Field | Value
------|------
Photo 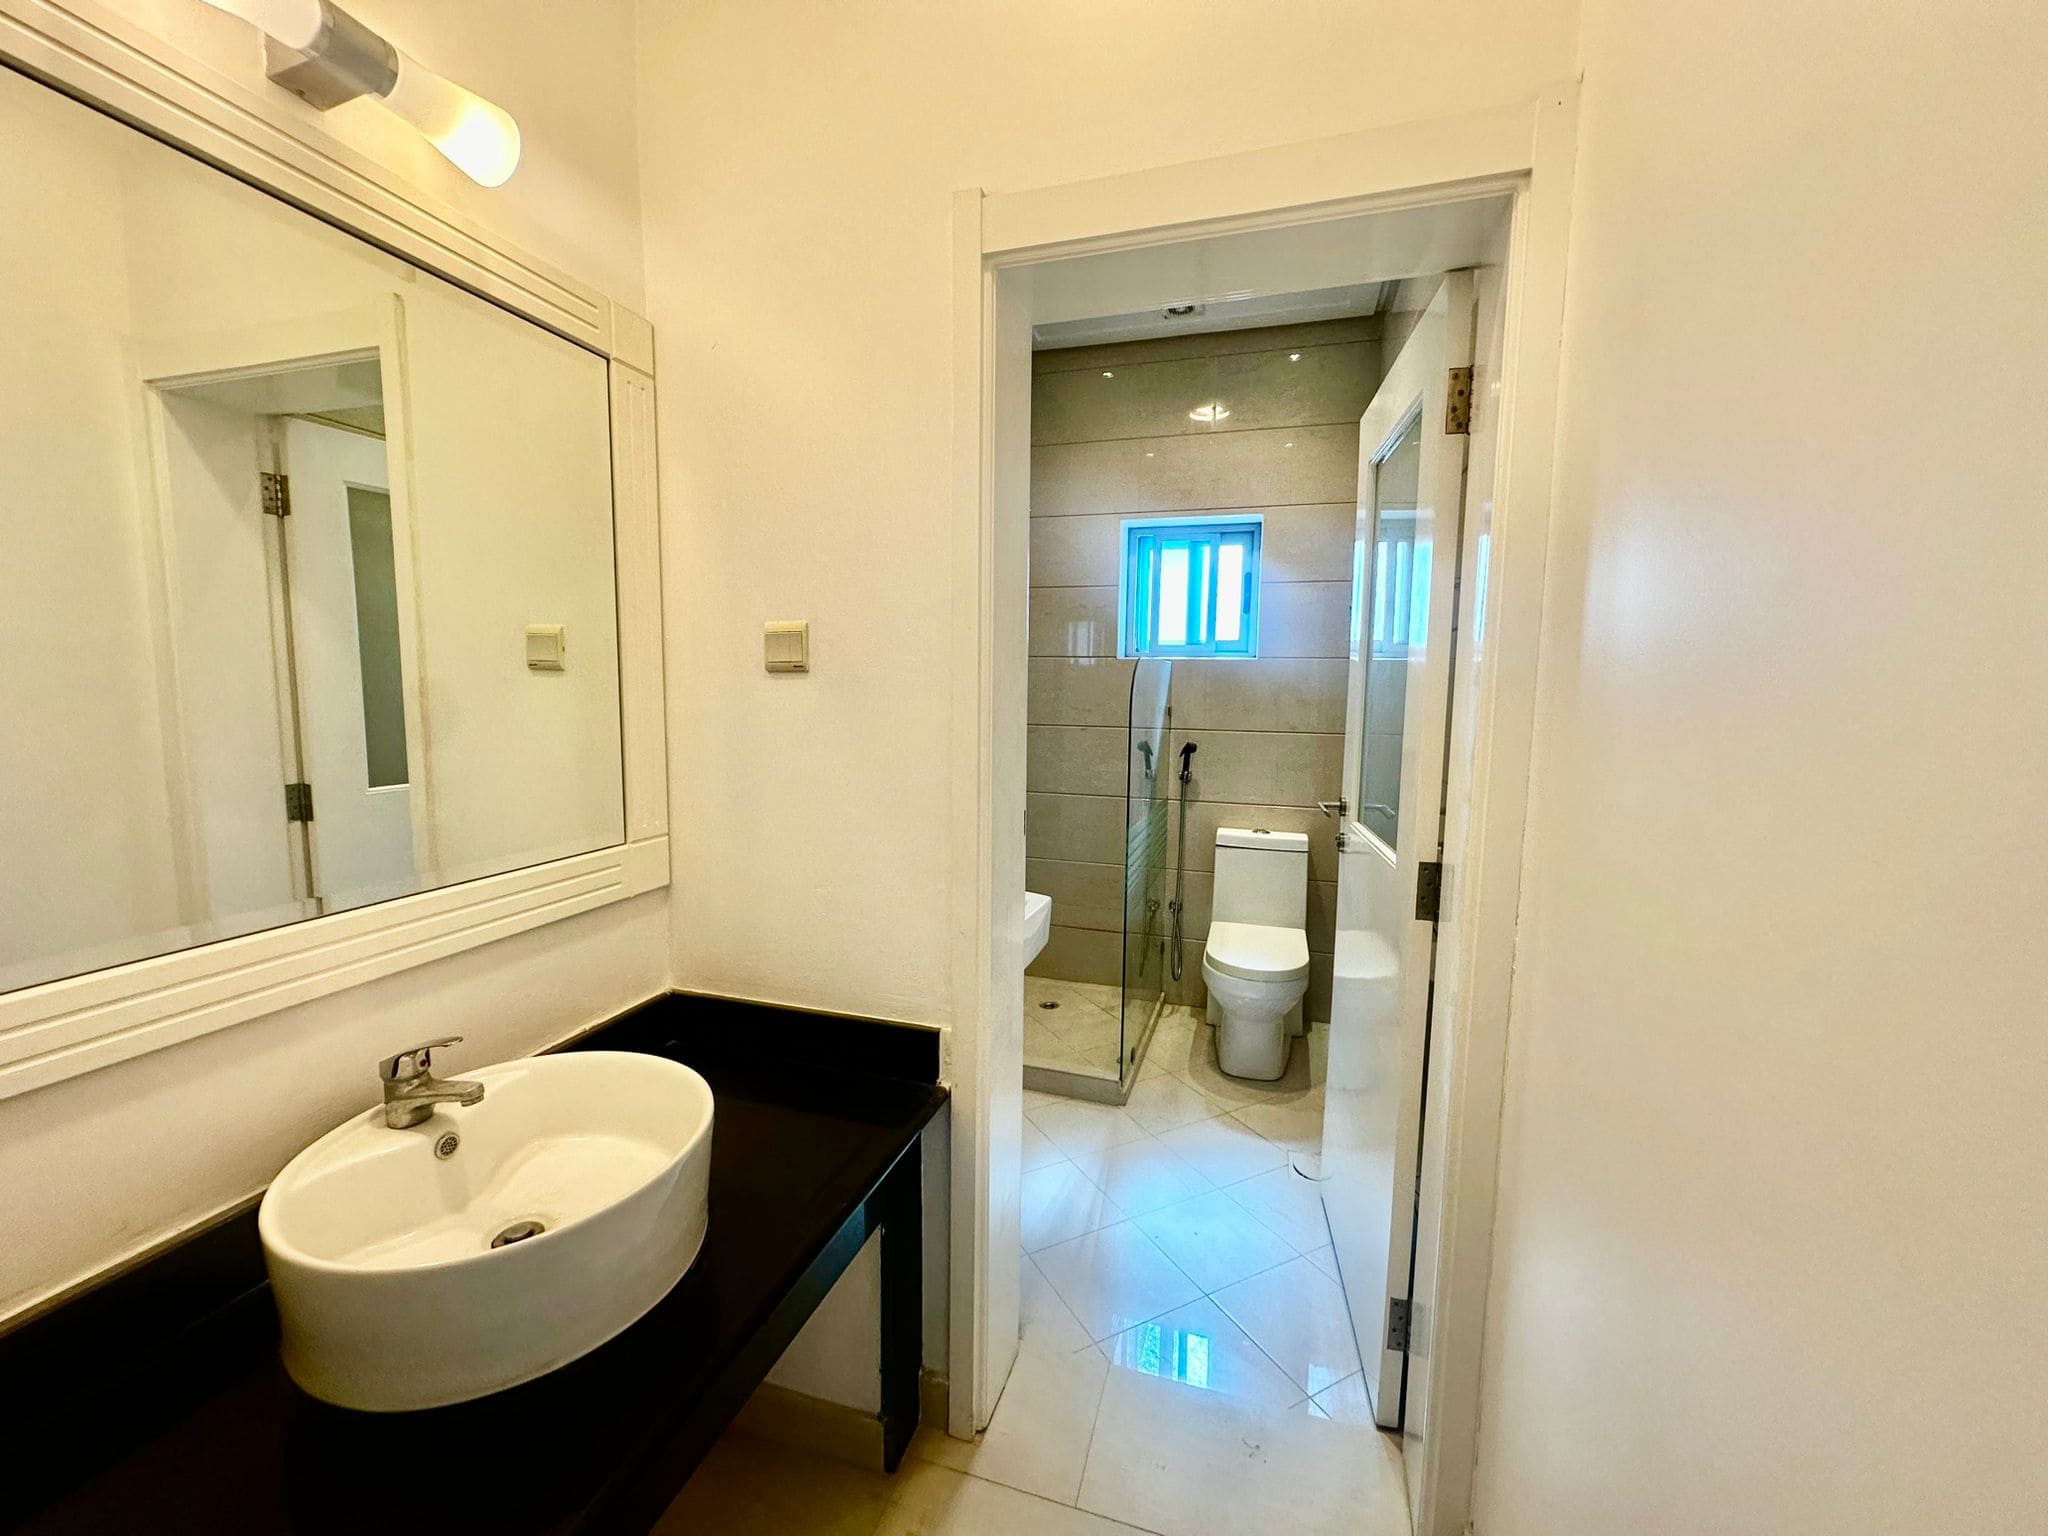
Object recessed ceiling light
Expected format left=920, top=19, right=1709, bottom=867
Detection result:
left=1289, top=352, right=1302, bottom=361
left=1188, top=403, right=1230, bottom=423
left=1102, top=370, right=1114, bottom=378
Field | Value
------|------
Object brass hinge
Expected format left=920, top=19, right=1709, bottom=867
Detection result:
left=1414, top=860, right=1443, bottom=922
left=1444, top=366, right=1473, bottom=435
left=260, top=471, right=292, bottom=518
left=1385, top=1297, right=1412, bottom=1352
left=284, top=781, right=315, bottom=822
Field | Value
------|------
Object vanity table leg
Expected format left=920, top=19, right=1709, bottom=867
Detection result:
left=875, top=1143, right=923, bottom=1472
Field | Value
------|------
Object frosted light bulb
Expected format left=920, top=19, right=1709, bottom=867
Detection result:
left=379, top=52, right=521, bottom=188
left=197, top=0, right=323, bottom=51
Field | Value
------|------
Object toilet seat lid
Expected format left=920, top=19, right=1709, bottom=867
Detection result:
left=1204, top=922, right=1311, bottom=982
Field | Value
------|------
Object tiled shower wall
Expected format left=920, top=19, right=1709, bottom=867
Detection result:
left=1024, top=317, right=1383, bottom=1023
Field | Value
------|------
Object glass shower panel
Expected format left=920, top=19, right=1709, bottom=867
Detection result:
left=1120, top=658, right=1173, bottom=1082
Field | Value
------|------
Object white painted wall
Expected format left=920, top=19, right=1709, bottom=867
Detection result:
left=0, top=0, right=661, bottom=1321
left=1471, top=2, right=2048, bottom=1529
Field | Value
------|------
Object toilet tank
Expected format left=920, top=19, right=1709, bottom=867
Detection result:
left=1211, top=827, right=1309, bottom=927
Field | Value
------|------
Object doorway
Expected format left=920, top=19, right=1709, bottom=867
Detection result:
left=950, top=89, right=1577, bottom=1536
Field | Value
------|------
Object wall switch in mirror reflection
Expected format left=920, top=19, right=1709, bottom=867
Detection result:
left=764, top=620, right=809, bottom=673
left=526, top=624, right=567, bottom=671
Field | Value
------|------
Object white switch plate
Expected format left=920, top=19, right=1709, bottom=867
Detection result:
left=764, top=620, right=809, bottom=673
left=526, top=624, right=567, bottom=671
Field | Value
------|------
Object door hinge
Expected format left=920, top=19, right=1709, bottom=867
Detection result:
left=1444, top=366, right=1473, bottom=435
left=1414, top=860, right=1443, bottom=922
left=260, top=471, right=292, bottom=518
left=284, top=781, right=315, bottom=822
left=1385, top=1297, right=1412, bottom=1352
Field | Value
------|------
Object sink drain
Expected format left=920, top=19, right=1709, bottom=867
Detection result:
left=490, top=1219, right=547, bottom=1249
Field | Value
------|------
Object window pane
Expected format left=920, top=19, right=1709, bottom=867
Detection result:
left=1215, top=540, right=1244, bottom=643
left=1193, top=540, right=1214, bottom=644
left=1157, top=543, right=1190, bottom=646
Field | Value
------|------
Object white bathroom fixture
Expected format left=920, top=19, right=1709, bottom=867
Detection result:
left=259, top=1049, right=712, bottom=1411
left=1024, top=890, right=1053, bottom=967
left=1202, top=827, right=1311, bottom=1080
left=198, top=0, right=522, bottom=186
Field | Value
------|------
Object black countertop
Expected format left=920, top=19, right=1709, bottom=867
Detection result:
left=4, top=995, right=947, bottom=1535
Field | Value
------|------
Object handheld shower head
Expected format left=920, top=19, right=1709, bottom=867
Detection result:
left=1178, top=740, right=1198, bottom=783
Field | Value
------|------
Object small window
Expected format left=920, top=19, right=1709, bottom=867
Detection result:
left=1119, top=516, right=1262, bottom=659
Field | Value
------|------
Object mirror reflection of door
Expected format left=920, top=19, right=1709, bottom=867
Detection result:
left=277, top=415, right=419, bottom=908
left=1321, top=272, right=1475, bottom=1448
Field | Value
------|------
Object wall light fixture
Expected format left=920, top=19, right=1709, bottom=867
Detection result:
left=200, top=0, right=521, bottom=187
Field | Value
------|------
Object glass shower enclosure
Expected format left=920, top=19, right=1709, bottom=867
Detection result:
left=1118, top=659, right=1174, bottom=1084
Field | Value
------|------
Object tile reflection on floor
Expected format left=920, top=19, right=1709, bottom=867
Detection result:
left=658, top=1023, right=1405, bottom=1536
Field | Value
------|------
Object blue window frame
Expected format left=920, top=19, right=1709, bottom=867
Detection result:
left=1119, top=516, right=1262, bottom=659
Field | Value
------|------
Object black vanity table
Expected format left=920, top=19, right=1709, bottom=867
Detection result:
left=0, top=994, right=947, bottom=1535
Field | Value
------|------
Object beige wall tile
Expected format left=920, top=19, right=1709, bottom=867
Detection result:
left=1029, top=657, right=1137, bottom=728
left=1261, top=582, right=1352, bottom=659
left=1212, top=342, right=1378, bottom=433
left=1034, top=317, right=1380, bottom=375
left=1033, top=425, right=1358, bottom=518
left=1026, top=857, right=1125, bottom=933
left=1029, top=512, right=1120, bottom=585
left=1261, top=504, right=1358, bottom=584
left=1173, top=729, right=1344, bottom=807
left=1028, top=923, right=1122, bottom=988
left=1027, top=725, right=1127, bottom=796
left=1032, top=353, right=1217, bottom=446
left=1172, top=659, right=1348, bottom=734
left=1307, top=953, right=1333, bottom=1024
left=1029, top=586, right=1118, bottom=657
left=1308, top=880, right=1337, bottom=955
left=1026, top=791, right=1124, bottom=866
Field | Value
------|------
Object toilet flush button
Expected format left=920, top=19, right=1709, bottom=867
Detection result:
left=764, top=620, right=810, bottom=673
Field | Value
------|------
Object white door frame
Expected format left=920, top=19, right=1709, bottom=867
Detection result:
left=948, top=85, right=1579, bottom=1533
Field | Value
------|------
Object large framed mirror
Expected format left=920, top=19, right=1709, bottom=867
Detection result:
left=0, top=51, right=661, bottom=1088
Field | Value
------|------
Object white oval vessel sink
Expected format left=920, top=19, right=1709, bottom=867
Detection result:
left=259, top=1051, right=713, bottom=1412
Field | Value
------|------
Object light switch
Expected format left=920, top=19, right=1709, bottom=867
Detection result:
left=764, top=619, right=809, bottom=673
left=526, top=624, right=567, bottom=671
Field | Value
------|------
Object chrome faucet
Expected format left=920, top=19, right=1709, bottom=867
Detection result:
left=380, top=1036, right=485, bottom=1129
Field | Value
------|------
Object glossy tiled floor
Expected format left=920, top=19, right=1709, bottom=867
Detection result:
left=659, top=1020, right=1408, bottom=1536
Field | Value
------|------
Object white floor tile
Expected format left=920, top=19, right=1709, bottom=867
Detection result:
left=1308, top=1370, right=1378, bottom=1426
left=653, top=1430, right=894, bottom=1535
left=1019, top=1117, right=1065, bottom=1173
left=1100, top=1296, right=1307, bottom=1413
left=1077, top=1367, right=1409, bottom=1536
left=1228, top=1090, right=1325, bottom=1157
left=1221, top=1163, right=1334, bottom=1252
left=1072, top=1137, right=1212, bottom=1218
left=1152, top=1115, right=1288, bottom=1187
left=911, top=1340, right=1108, bottom=1504
left=1212, top=1256, right=1362, bottom=1397
left=877, top=1459, right=1152, bottom=1534
left=1020, top=1252, right=1096, bottom=1354
left=1177, top=1026, right=1314, bottom=1110
left=1121, top=1074, right=1221, bottom=1135
left=1033, top=1220, right=1203, bottom=1343
left=1132, top=1189, right=1299, bottom=1293
left=1021, top=1162, right=1125, bottom=1252
left=1030, top=1099, right=1149, bottom=1159
left=1024, top=1087, right=1063, bottom=1116
left=1302, top=1243, right=1341, bottom=1283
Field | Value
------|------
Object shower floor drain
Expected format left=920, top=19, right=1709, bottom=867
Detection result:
left=1038, top=1000, right=1060, bottom=1009
left=490, top=1219, right=547, bottom=1249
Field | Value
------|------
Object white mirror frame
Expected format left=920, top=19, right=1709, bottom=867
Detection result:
left=0, top=0, right=668, bottom=1101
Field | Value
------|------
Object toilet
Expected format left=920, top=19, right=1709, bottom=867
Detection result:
left=1202, top=827, right=1312, bottom=1081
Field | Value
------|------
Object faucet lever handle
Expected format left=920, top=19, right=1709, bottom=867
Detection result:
left=380, top=1035, right=465, bottom=1082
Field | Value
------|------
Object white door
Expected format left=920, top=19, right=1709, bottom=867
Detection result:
left=279, top=417, right=420, bottom=908
left=1319, top=273, right=1474, bottom=1434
